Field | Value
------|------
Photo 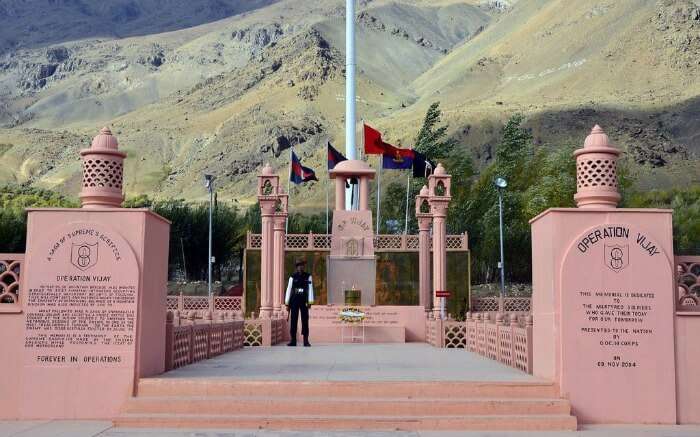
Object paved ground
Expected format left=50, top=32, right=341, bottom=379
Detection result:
left=160, top=343, right=536, bottom=381
left=2, top=422, right=700, bottom=437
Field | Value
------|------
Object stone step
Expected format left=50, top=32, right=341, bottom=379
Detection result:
left=136, top=379, right=559, bottom=399
left=114, top=413, right=578, bottom=431
left=122, top=395, right=571, bottom=416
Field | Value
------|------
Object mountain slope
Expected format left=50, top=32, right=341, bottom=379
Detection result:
left=0, top=0, right=698, bottom=206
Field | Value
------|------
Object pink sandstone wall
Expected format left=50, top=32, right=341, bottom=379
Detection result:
left=0, top=208, right=169, bottom=420
left=531, top=208, right=677, bottom=424
left=675, top=312, right=700, bottom=424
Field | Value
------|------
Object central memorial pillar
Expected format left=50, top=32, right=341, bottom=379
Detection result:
left=328, top=160, right=376, bottom=305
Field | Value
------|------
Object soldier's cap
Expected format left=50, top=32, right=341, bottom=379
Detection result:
left=295, top=259, right=307, bottom=266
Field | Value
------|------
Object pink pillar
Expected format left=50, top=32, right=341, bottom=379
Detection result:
left=257, top=164, right=280, bottom=319
left=335, top=177, right=346, bottom=210
left=431, top=209, right=446, bottom=319
left=272, top=215, right=285, bottom=317
left=416, top=185, right=432, bottom=314
left=359, top=176, right=370, bottom=211
left=418, top=216, right=432, bottom=313
left=259, top=208, right=275, bottom=318
left=428, top=164, right=451, bottom=320
left=272, top=192, right=288, bottom=318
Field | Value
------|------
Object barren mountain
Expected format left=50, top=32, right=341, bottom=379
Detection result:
left=0, top=0, right=698, bottom=206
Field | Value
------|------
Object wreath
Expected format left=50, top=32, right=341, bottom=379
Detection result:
left=338, top=307, right=365, bottom=323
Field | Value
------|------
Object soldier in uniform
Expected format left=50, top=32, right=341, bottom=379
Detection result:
left=285, top=259, right=314, bottom=347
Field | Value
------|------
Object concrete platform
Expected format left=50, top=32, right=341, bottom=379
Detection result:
left=160, top=343, right=537, bottom=382
left=117, top=344, right=576, bottom=431
left=2, top=421, right=700, bottom=436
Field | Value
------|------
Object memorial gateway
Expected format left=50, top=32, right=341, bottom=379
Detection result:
left=0, top=123, right=698, bottom=431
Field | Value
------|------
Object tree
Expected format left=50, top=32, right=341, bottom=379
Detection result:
left=414, top=102, right=457, bottom=161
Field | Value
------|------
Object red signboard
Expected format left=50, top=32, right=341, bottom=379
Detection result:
left=435, top=290, right=451, bottom=298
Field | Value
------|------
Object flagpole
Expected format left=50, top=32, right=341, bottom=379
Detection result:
left=404, top=173, right=411, bottom=234
left=326, top=170, right=329, bottom=234
left=286, top=148, right=292, bottom=234
left=376, top=155, right=382, bottom=233
left=345, top=0, right=356, bottom=210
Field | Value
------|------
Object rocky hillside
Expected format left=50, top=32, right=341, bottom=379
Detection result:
left=0, top=0, right=698, bottom=206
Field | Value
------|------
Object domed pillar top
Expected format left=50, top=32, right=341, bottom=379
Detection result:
left=329, top=159, right=375, bottom=211
left=79, top=127, right=127, bottom=209
left=573, top=125, right=621, bottom=209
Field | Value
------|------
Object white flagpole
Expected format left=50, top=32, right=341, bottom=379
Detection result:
left=326, top=170, right=330, bottom=234
left=376, top=155, right=382, bottom=233
left=286, top=148, right=292, bottom=234
left=404, top=173, right=411, bottom=234
left=345, top=0, right=357, bottom=211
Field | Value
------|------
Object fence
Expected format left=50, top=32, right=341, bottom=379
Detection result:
left=470, top=296, right=531, bottom=313
left=164, top=310, right=244, bottom=371
left=166, top=294, right=243, bottom=318
left=243, top=317, right=287, bottom=346
left=677, top=256, right=700, bottom=311
left=426, top=312, right=533, bottom=374
left=246, top=232, right=469, bottom=252
left=0, top=254, right=23, bottom=313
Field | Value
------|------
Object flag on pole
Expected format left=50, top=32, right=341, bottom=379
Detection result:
left=382, top=147, right=415, bottom=170
left=327, top=141, right=347, bottom=170
left=363, top=123, right=395, bottom=155
left=412, top=150, right=434, bottom=177
left=290, top=150, right=318, bottom=184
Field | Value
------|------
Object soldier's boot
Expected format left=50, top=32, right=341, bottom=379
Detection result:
left=303, top=336, right=311, bottom=347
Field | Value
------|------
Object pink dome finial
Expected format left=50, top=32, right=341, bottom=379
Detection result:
left=262, top=163, right=273, bottom=176
left=79, top=127, right=127, bottom=208
left=91, top=126, right=119, bottom=150
left=434, top=163, right=446, bottom=176
left=573, top=124, right=621, bottom=209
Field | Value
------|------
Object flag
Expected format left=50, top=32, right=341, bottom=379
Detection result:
left=382, top=147, right=415, bottom=170
left=364, top=123, right=394, bottom=155
left=412, top=150, right=434, bottom=177
left=327, top=141, right=347, bottom=170
left=290, top=150, right=318, bottom=184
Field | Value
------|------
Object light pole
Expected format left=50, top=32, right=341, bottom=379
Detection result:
left=204, top=174, right=215, bottom=299
left=494, top=177, right=507, bottom=312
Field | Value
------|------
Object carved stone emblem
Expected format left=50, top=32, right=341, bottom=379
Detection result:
left=604, top=244, right=628, bottom=272
left=71, top=242, right=99, bottom=271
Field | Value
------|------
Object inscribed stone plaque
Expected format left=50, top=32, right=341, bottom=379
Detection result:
left=560, top=224, right=676, bottom=423
left=23, top=222, right=139, bottom=370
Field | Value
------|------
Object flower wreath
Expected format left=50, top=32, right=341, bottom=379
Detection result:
left=338, top=307, right=365, bottom=323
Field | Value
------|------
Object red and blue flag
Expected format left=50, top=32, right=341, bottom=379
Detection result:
left=382, top=146, right=415, bottom=170
left=327, top=141, right=347, bottom=170
left=290, top=150, right=318, bottom=184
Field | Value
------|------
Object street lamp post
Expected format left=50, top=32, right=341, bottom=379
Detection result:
left=204, top=174, right=215, bottom=299
left=494, top=177, right=507, bottom=312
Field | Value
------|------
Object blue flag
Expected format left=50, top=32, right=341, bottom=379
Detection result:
left=290, top=150, right=318, bottom=184
left=327, top=142, right=347, bottom=170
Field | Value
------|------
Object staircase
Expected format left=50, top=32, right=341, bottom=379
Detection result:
left=115, top=379, right=577, bottom=431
